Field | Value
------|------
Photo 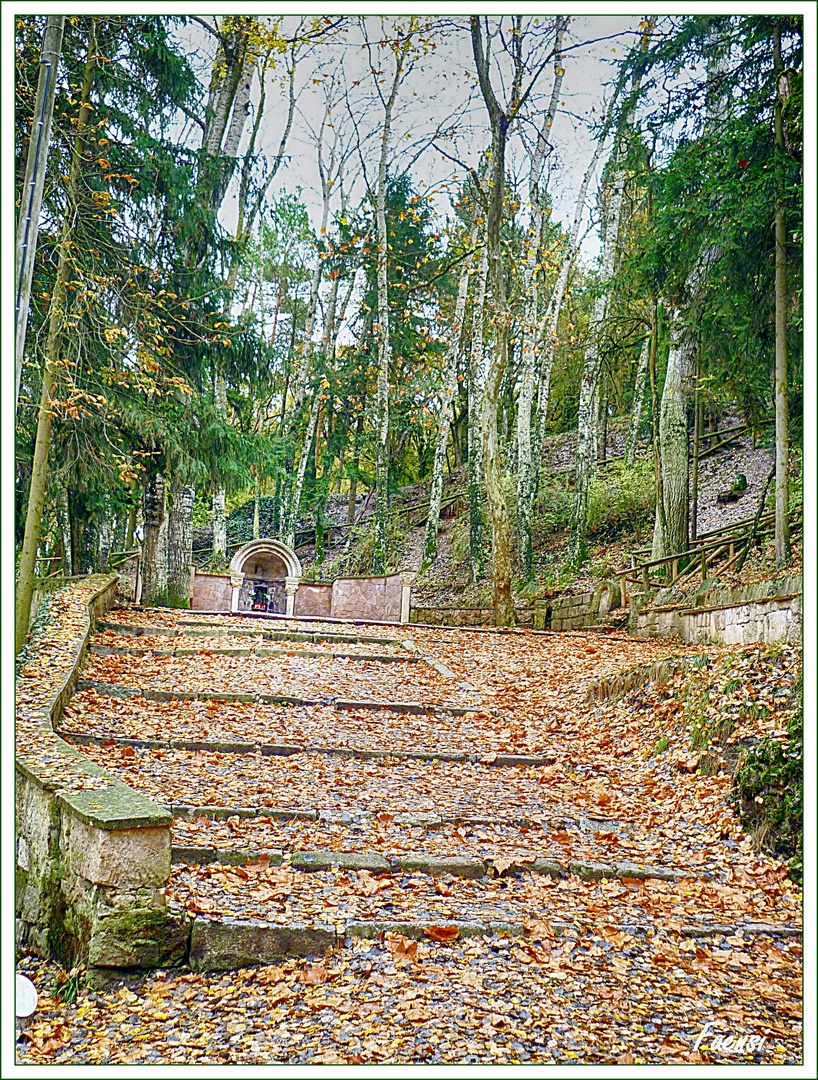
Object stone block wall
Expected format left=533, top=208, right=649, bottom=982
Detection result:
left=635, top=581, right=802, bottom=646
left=294, top=582, right=333, bottom=617
left=331, top=573, right=402, bottom=622
left=16, top=576, right=183, bottom=971
left=550, top=581, right=620, bottom=632
left=410, top=607, right=495, bottom=627
left=191, top=571, right=232, bottom=611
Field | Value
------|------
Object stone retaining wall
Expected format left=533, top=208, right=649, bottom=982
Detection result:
left=550, top=581, right=620, bottom=632
left=15, top=576, right=184, bottom=971
left=634, top=576, right=802, bottom=645
left=191, top=570, right=232, bottom=611
left=294, top=582, right=333, bottom=617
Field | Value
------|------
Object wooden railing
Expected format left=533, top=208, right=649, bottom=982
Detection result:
left=619, top=506, right=801, bottom=606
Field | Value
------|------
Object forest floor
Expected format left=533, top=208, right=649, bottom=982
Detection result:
left=16, top=607, right=802, bottom=1066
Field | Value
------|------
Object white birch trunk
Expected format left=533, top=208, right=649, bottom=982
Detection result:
left=421, top=230, right=476, bottom=571
left=467, top=245, right=489, bottom=582
left=283, top=390, right=322, bottom=549
left=372, top=55, right=404, bottom=574
left=516, top=21, right=566, bottom=582
left=568, top=156, right=626, bottom=563
left=625, top=336, right=650, bottom=466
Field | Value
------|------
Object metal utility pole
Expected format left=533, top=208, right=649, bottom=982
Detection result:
left=16, top=16, right=65, bottom=408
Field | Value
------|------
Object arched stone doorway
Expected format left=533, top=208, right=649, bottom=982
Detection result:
left=228, top=539, right=302, bottom=615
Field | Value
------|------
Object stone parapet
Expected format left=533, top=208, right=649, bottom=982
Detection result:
left=15, top=575, right=176, bottom=971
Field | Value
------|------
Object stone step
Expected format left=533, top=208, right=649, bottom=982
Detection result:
left=182, top=913, right=801, bottom=971
left=75, top=680, right=479, bottom=714
left=62, top=731, right=552, bottom=767
left=169, top=843, right=687, bottom=884
left=165, top=862, right=800, bottom=971
left=88, top=643, right=418, bottom=663
left=98, top=619, right=402, bottom=648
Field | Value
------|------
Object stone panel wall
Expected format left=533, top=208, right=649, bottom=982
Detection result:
left=191, top=571, right=232, bottom=612
left=331, top=573, right=402, bottom=622
left=16, top=576, right=183, bottom=971
left=294, top=583, right=333, bottom=617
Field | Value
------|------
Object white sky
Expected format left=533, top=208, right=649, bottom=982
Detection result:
left=200, top=14, right=643, bottom=267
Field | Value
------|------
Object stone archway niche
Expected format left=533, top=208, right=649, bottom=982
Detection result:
left=228, top=539, right=302, bottom=615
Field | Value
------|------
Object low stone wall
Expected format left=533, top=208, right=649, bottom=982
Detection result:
left=635, top=577, right=802, bottom=645
left=410, top=606, right=495, bottom=627
left=294, top=582, right=333, bottom=617
left=408, top=602, right=549, bottom=629
left=16, top=576, right=184, bottom=971
left=331, top=572, right=403, bottom=622
left=191, top=570, right=232, bottom=612
left=550, top=581, right=620, bottom=632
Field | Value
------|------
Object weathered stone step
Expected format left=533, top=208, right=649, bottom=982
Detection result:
left=76, top=680, right=480, bottom=715
left=89, top=643, right=419, bottom=663
left=62, top=730, right=552, bottom=767
left=169, top=844, right=687, bottom=884
left=177, top=910, right=801, bottom=972
left=98, top=619, right=401, bottom=648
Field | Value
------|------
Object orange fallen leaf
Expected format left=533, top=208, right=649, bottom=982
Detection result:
left=301, top=963, right=329, bottom=985
left=425, top=925, right=460, bottom=943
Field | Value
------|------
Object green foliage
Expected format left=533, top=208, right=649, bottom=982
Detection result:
left=586, top=460, right=654, bottom=537
left=52, top=963, right=92, bottom=1005
left=534, top=474, right=574, bottom=535
left=733, top=676, right=803, bottom=881
left=334, top=514, right=407, bottom=578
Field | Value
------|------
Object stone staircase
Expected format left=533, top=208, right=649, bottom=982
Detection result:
left=56, top=607, right=801, bottom=973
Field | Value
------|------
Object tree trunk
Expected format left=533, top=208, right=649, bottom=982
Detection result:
left=652, top=20, right=727, bottom=562
left=212, top=368, right=228, bottom=565
left=125, top=486, right=139, bottom=551
left=773, top=25, right=791, bottom=565
left=372, top=55, right=404, bottom=574
left=253, top=486, right=260, bottom=540
left=421, top=228, right=476, bottom=572
left=467, top=246, right=488, bottom=583
left=516, top=22, right=566, bottom=583
left=15, top=29, right=96, bottom=654
left=168, top=480, right=195, bottom=608
left=140, top=469, right=168, bottom=606
left=482, top=316, right=514, bottom=626
left=97, top=516, right=113, bottom=573
left=283, top=390, right=321, bottom=549
left=625, top=335, right=650, bottom=466
left=690, top=371, right=702, bottom=541
left=347, top=411, right=364, bottom=525
left=568, top=213, right=624, bottom=562
left=55, top=486, right=72, bottom=576
left=16, top=16, right=65, bottom=409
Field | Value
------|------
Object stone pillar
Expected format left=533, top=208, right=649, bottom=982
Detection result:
left=230, top=574, right=243, bottom=612
left=400, top=571, right=416, bottom=625
left=285, top=577, right=299, bottom=617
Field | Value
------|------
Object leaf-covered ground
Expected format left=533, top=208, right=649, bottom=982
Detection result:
left=18, top=607, right=802, bottom=1065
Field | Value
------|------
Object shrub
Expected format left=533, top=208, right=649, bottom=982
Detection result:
left=733, top=675, right=803, bottom=882
left=587, top=459, right=654, bottom=536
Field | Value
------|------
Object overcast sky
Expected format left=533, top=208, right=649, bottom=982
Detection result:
left=177, top=15, right=643, bottom=268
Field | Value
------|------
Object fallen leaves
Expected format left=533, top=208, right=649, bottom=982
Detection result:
left=424, top=925, right=460, bottom=943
